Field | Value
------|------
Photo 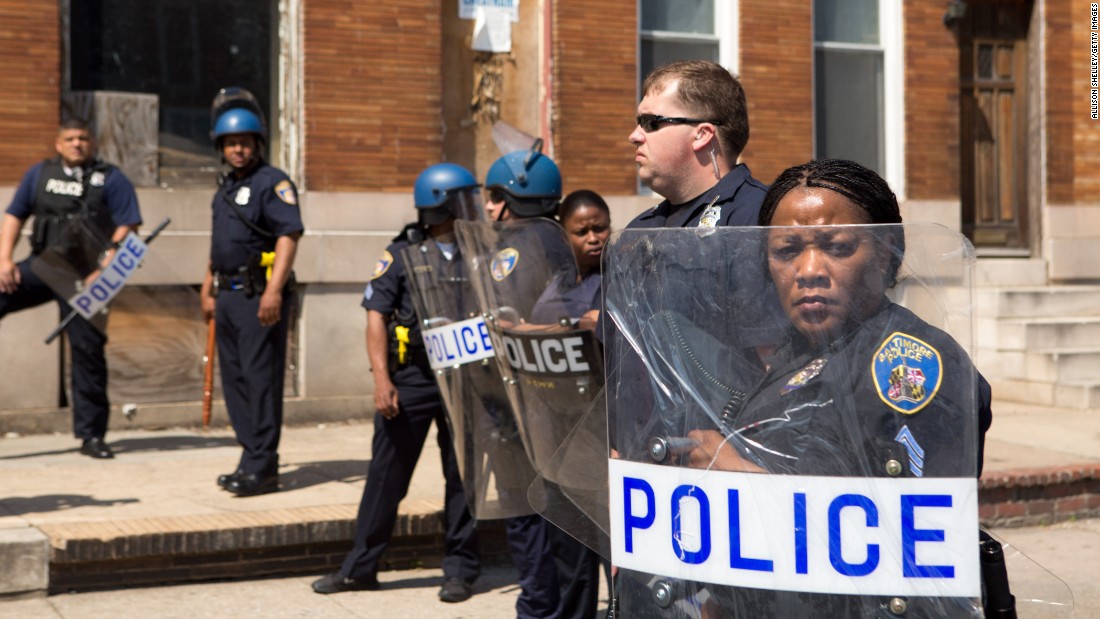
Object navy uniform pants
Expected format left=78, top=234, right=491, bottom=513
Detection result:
left=215, top=288, right=291, bottom=475
left=341, top=399, right=480, bottom=583
left=0, top=259, right=109, bottom=439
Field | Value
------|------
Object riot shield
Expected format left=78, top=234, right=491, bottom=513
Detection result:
left=400, top=240, right=537, bottom=520
left=599, top=224, right=1071, bottom=617
left=29, top=217, right=160, bottom=337
left=454, top=217, right=609, bottom=553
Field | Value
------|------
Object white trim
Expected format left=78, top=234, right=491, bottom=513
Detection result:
left=814, top=40, right=884, bottom=53
left=717, top=0, right=739, bottom=75
left=881, top=0, right=906, bottom=201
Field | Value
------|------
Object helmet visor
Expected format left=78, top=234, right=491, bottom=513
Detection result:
left=448, top=188, right=485, bottom=222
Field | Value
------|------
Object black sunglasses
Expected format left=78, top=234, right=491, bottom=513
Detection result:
left=636, top=114, right=724, bottom=132
left=487, top=188, right=508, bottom=204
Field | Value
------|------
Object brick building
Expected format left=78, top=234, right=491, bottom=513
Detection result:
left=1, top=0, right=1098, bottom=426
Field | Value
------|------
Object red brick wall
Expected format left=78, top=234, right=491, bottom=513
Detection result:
left=905, top=2, right=961, bottom=200
left=1069, top=0, right=1100, bottom=202
left=303, top=1, right=443, bottom=192
left=1046, top=0, right=1075, bottom=204
left=0, top=2, right=60, bottom=184
left=553, top=0, right=638, bottom=195
left=739, top=0, right=814, bottom=186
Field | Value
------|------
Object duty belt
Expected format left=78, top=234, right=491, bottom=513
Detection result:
left=215, top=272, right=249, bottom=292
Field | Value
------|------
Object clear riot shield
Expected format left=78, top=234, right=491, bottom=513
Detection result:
left=31, top=219, right=168, bottom=340
left=400, top=240, right=537, bottom=520
left=454, top=217, right=610, bottom=555
left=30, top=216, right=117, bottom=335
left=600, top=224, right=1071, bottom=618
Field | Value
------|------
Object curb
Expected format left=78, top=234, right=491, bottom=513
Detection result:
left=979, top=463, right=1100, bottom=527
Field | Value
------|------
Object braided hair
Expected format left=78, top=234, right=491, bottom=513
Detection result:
left=758, top=159, right=905, bottom=287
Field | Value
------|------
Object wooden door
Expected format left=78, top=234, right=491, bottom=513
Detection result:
left=959, top=1, right=1031, bottom=248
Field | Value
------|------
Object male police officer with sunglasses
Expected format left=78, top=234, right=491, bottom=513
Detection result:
left=605, top=60, right=778, bottom=616
left=627, top=60, right=766, bottom=229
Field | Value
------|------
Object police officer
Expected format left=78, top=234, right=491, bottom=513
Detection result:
left=604, top=60, right=776, bottom=617
left=199, top=88, right=302, bottom=497
left=0, top=119, right=142, bottom=459
left=481, top=149, right=602, bottom=619
left=627, top=60, right=766, bottom=229
left=312, top=163, right=481, bottom=603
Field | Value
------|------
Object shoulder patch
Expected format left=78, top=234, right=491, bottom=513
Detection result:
left=371, top=250, right=394, bottom=280
left=491, top=247, right=519, bottom=281
left=872, top=332, right=943, bottom=415
left=275, top=180, right=298, bottom=205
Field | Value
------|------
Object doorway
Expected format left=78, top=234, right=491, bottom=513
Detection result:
left=958, top=0, right=1033, bottom=249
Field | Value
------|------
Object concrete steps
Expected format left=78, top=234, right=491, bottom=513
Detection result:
left=970, top=259, right=1100, bottom=409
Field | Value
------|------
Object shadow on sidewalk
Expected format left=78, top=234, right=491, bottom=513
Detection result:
left=0, top=434, right=238, bottom=460
left=277, top=459, right=369, bottom=492
left=0, top=494, right=139, bottom=516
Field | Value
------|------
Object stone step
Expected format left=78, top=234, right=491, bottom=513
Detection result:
left=974, top=286, right=1100, bottom=319
left=977, top=316, right=1100, bottom=351
left=986, top=376, right=1100, bottom=409
left=973, top=258, right=1048, bottom=288
left=978, top=347, right=1100, bottom=383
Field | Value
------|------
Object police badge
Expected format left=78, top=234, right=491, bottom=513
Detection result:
left=781, top=357, right=827, bottom=394
left=697, top=195, right=721, bottom=228
left=235, top=186, right=251, bottom=205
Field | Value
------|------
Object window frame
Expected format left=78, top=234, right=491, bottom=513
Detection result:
left=812, top=0, right=905, bottom=200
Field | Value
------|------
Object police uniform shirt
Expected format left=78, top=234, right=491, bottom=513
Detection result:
left=488, top=219, right=576, bottom=321
left=210, top=163, right=303, bottom=274
left=734, top=301, right=992, bottom=478
left=363, top=237, right=442, bottom=409
left=6, top=159, right=141, bottom=228
left=528, top=269, right=601, bottom=325
left=625, top=163, right=767, bottom=230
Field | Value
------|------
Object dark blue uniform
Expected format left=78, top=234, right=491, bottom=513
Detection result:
left=488, top=218, right=603, bottom=619
left=531, top=268, right=606, bottom=619
left=2, top=158, right=141, bottom=440
left=529, top=269, right=601, bottom=326
left=702, top=301, right=992, bottom=616
left=342, top=234, right=480, bottom=586
left=736, top=301, right=992, bottom=477
left=625, top=164, right=767, bottom=229
left=605, top=165, right=774, bottom=616
left=209, top=162, right=302, bottom=477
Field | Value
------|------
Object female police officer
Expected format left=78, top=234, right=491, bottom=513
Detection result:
left=683, top=159, right=993, bottom=616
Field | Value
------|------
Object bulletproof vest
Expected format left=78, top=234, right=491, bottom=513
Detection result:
left=31, top=158, right=115, bottom=255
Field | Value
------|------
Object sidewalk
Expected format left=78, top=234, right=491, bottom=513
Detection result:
left=1, top=398, right=1099, bottom=598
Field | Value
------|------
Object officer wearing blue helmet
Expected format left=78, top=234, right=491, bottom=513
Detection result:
left=199, top=87, right=303, bottom=497
left=480, top=146, right=602, bottom=619
left=312, top=163, right=482, bottom=603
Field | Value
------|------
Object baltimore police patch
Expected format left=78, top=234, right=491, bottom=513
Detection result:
left=872, top=332, right=942, bottom=414
left=371, top=250, right=394, bottom=280
left=275, top=180, right=297, bottom=205
left=491, top=248, right=519, bottom=281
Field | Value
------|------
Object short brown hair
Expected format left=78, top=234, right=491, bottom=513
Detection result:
left=641, top=60, right=749, bottom=160
left=59, top=118, right=91, bottom=133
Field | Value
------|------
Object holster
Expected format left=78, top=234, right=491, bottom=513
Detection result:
left=387, top=320, right=427, bottom=369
